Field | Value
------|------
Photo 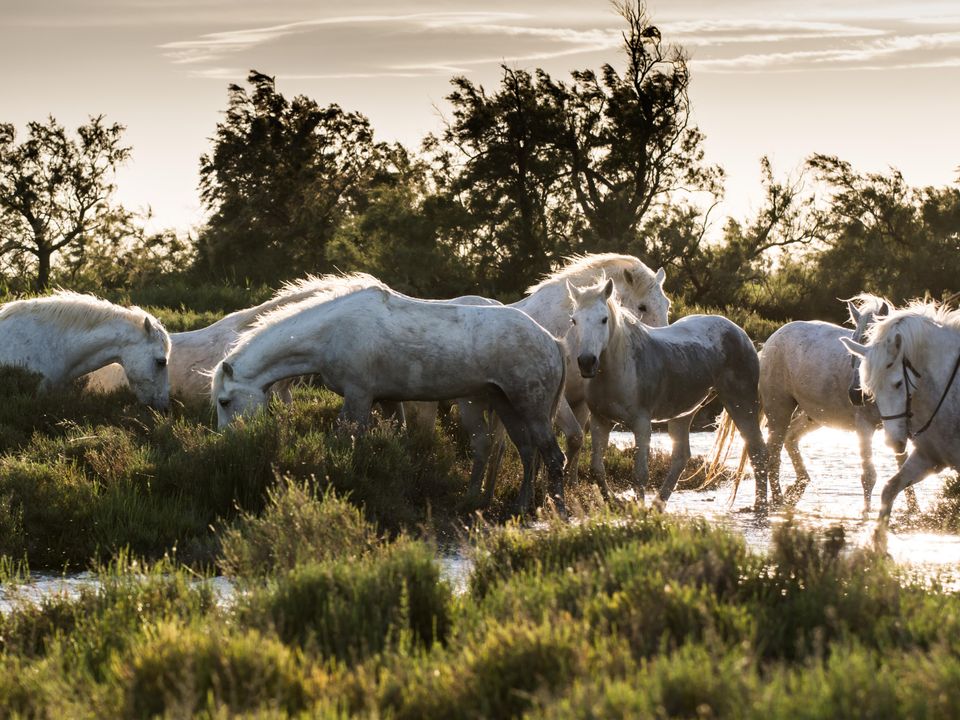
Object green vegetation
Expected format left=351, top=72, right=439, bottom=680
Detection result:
left=3, top=488, right=960, bottom=718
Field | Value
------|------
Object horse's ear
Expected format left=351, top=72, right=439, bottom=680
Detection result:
left=846, top=301, right=861, bottom=325
left=566, top=280, right=581, bottom=302
left=655, top=267, right=666, bottom=286
left=623, top=268, right=635, bottom=286
left=878, top=301, right=891, bottom=318
left=603, top=278, right=614, bottom=298
left=839, top=336, right=867, bottom=358
left=143, top=317, right=153, bottom=335
left=222, top=361, right=234, bottom=379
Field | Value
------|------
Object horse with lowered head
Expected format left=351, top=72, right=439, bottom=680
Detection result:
left=211, top=275, right=568, bottom=514
left=0, top=291, right=170, bottom=409
left=567, top=277, right=769, bottom=511
left=843, top=300, right=960, bottom=523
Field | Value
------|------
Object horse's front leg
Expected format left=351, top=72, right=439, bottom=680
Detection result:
left=555, top=396, right=585, bottom=485
left=337, top=389, right=374, bottom=432
left=458, top=398, right=493, bottom=505
left=589, top=414, right=615, bottom=499
left=630, top=412, right=652, bottom=505
left=655, top=416, right=694, bottom=510
left=875, top=450, right=940, bottom=547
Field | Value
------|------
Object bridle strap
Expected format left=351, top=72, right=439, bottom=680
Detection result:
left=878, top=351, right=960, bottom=438
left=913, top=349, right=960, bottom=437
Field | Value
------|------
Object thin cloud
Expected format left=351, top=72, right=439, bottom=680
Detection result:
left=695, top=30, right=960, bottom=72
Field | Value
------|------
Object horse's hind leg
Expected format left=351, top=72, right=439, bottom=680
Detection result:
left=761, top=394, right=796, bottom=507
left=721, top=393, right=770, bottom=513
left=655, top=415, right=694, bottom=509
left=487, top=395, right=537, bottom=515
left=782, top=413, right=816, bottom=506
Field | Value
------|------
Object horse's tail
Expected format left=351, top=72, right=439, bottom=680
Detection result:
left=701, top=406, right=759, bottom=498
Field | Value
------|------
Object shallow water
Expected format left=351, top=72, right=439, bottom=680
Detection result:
left=611, top=427, right=960, bottom=589
left=3, top=428, right=958, bottom=608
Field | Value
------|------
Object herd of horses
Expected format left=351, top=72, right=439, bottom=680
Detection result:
left=0, top=253, right=957, bottom=527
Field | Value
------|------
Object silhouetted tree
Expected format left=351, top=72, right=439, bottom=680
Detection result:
left=197, top=71, right=384, bottom=282
left=540, top=1, right=723, bottom=247
left=0, top=115, right=130, bottom=289
left=430, top=67, right=577, bottom=296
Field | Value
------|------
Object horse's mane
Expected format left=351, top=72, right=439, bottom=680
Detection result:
left=847, top=292, right=891, bottom=324
left=0, top=290, right=164, bottom=341
left=862, top=299, right=960, bottom=391
left=230, top=272, right=383, bottom=330
left=525, top=253, right=659, bottom=296
left=231, top=273, right=387, bottom=352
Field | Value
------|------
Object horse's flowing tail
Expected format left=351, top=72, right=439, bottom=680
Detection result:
left=702, top=408, right=762, bottom=502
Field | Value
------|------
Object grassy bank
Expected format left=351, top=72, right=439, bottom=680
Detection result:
left=2, top=488, right=959, bottom=718
left=0, top=364, right=728, bottom=572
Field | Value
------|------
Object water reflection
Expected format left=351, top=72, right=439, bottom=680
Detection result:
left=611, top=427, right=960, bottom=588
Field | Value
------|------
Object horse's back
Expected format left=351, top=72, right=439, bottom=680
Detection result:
left=760, top=320, right=863, bottom=426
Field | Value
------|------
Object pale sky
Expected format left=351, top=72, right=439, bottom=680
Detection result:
left=3, top=0, right=959, bottom=235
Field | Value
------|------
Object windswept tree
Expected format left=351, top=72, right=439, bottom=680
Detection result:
left=431, top=67, right=577, bottom=296
left=806, top=154, right=960, bottom=306
left=197, top=71, right=386, bottom=283
left=0, top=115, right=131, bottom=289
left=541, top=1, right=723, bottom=247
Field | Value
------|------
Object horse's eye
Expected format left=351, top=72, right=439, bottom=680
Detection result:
left=571, top=318, right=577, bottom=325
left=601, top=317, right=608, bottom=325
left=894, top=380, right=903, bottom=389
left=218, top=398, right=230, bottom=408
left=156, top=358, right=167, bottom=368
left=638, top=304, right=647, bottom=313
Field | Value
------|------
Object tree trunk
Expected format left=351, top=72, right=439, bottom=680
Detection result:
left=35, top=250, right=51, bottom=291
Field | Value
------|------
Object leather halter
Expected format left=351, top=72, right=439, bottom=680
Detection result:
left=880, top=351, right=960, bottom=438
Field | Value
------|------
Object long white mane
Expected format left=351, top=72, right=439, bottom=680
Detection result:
left=0, top=290, right=168, bottom=348
left=230, top=273, right=387, bottom=353
left=847, top=292, right=890, bottom=324
left=862, top=300, right=960, bottom=392
left=228, top=272, right=383, bottom=331
left=526, top=253, right=661, bottom=297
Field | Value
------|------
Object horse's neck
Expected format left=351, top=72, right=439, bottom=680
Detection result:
left=63, top=320, right=139, bottom=381
left=232, top=312, right=331, bottom=389
left=916, top=326, right=960, bottom=411
left=511, top=283, right=570, bottom=334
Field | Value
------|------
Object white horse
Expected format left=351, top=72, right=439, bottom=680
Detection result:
left=212, top=278, right=568, bottom=514
left=461, top=253, right=671, bottom=506
left=843, top=301, right=960, bottom=522
left=0, top=291, right=170, bottom=409
left=85, top=274, right=498, bottom=422
left=758, top=294, right=914, bottom=511
left=567, top=278, right=769, bottom=511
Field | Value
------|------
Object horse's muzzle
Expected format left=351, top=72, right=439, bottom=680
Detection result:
left=848, top=385, right=866, bottom=407
left=578, top=354, right=599, bottom=378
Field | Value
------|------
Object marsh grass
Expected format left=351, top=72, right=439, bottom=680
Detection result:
left=2, top=498, right=960, bottom=718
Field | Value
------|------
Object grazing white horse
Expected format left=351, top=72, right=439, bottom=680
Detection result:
left=83, top=274, right=383, bottom=400
left=843, top=301, right=960, bottom=522
left=212, top=278, right=568, bottom=514
left=0, top=291, right=170, bottom=409
left=462, top=253, right=671, bottom=506
left=567, top=278, right=769, bottom=511
left=759, top=294, right=914, bottom=511
left=86, top=274, right=498, bottom=423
